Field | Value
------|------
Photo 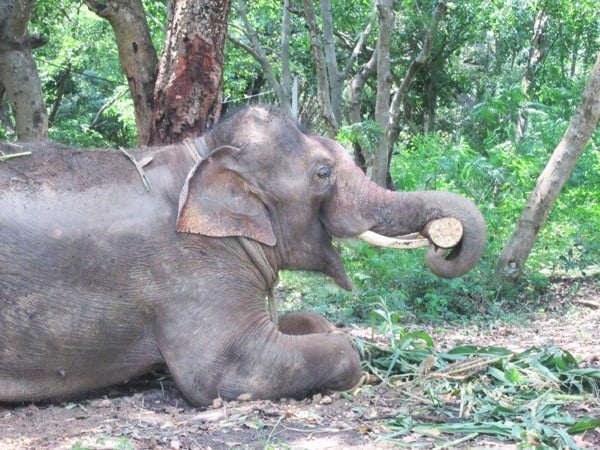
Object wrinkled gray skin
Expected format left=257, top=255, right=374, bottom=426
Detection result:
left=0, top=106, right=486, bottom=405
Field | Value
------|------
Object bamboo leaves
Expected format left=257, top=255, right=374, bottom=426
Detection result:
left=360, top=334, right=600, bottom=448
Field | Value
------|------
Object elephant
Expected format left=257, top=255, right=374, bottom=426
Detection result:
left=0, top=105, right=486, bottom=406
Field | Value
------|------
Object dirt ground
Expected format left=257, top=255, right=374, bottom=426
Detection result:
left=1, top=280, right=599, bottom=450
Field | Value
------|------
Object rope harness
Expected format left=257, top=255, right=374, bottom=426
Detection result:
left=186, top=137, right=281, bottom=326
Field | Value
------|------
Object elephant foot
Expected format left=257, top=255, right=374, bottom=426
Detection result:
left=216, top=331, right=362, bottom=403
left=277, top=311, right=337, bottom=335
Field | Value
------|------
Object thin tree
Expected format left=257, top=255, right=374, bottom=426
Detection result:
left=496, top=52, right=600, bottom=281
left=371, top=0, right=393, bottom=186
left=0, top=0, right=47, bottom=141
left=231, top=0, right=372, bottom=131
left=229, top=0, right=294, bottom=116
left=515, top=7, right=549, bottom=142
left=347, top=0, right=447, bottom=186
left=301, top=0, right=339, bottom=136
left=84, top=0, right=158, bottom=145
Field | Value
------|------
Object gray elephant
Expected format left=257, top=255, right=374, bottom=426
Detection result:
left=0, top=106, right=485, bottom=405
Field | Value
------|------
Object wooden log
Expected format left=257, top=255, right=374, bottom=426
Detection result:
left=422, top=217, right=463, bottom=249
left=357, top=217, right=463, bottom=250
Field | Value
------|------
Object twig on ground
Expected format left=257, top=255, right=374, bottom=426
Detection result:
left=0, top=150, right=32, bottom=161
left=574, top=298, right=600, bottom=308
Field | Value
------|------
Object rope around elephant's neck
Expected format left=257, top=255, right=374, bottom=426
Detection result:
left=184, top=137, right=281, bottom=326
left=238, top=237, right=280, bottom=328
left=184, top=136, right=209, bottom=161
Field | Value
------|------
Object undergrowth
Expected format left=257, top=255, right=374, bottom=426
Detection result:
left=278, top=244, right=557, bottom=325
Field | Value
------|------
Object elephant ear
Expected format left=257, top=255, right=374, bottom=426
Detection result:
left=176, top=152, right=276, bottom=246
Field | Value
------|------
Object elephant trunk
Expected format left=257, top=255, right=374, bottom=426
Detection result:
left=363, top=189, right=486, bottom=278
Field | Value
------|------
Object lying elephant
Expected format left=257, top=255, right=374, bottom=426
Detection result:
left=0, top=106, right=485, bottom=405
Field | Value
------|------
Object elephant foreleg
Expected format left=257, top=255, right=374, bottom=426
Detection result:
left=157, top=312, right=361, bottom=405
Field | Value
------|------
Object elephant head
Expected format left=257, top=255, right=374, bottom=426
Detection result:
left=176, top=106, right=486, bottom=288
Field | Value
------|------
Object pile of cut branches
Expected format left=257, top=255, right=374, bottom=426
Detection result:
left=358, top=330, right=600, bottom=449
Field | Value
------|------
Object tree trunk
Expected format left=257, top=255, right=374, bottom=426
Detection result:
left=348, top=48, right=377, bottom=170
left=280, top=0, right=293, bottom=116
left=302, top=0, right=338, bottom=136
left=48, top=64, right=71, bottom=125
left=371, top=0, right=393, bottom=187
left=388, top=0, right=447, bottom=147
left=84, top=0, right=158, bottom=146
left=496, top=52, right=600, bottom=281
left=0, top=0, right=48, bottom=141
left=319, top=0, right=342, bottom=125
left=233, top=0, right=374, bottom=128
left=0, top=83, right=15, bottom=138
left=150, top=0, right=231, bottom=145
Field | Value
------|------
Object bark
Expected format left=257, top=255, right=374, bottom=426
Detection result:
left=84, top=0, right=158, bottom=146
left=0, top=0, right=48, bottom=141
left=371, top=0, right=394, bottom=187
left=150, top=0, right=231, bottom=145
left=496, top=52, right=600, bottom=281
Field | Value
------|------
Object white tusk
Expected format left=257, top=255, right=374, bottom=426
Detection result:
left=357, top=218, right=463, bottom=250
left=357, top=230, right=430, bottom=249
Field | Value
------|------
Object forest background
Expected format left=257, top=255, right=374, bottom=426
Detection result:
left=1, top=0, right=599, bottom=321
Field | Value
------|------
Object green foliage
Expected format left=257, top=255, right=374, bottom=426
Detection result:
left=338, top=121, right=384, bottom=156
left=23, top=1, right=166, bottom=147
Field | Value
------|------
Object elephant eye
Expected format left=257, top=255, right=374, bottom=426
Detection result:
left=315, top=166, right=332, bottom=180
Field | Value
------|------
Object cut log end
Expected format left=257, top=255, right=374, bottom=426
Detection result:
left=423, top=217, right=463, bottom=249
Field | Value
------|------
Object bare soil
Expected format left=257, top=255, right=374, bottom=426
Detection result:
left=1, top=280, right=599, bottom=450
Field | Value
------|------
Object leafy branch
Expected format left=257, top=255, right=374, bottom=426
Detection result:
left=358, top=324, right=600, bottom=448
